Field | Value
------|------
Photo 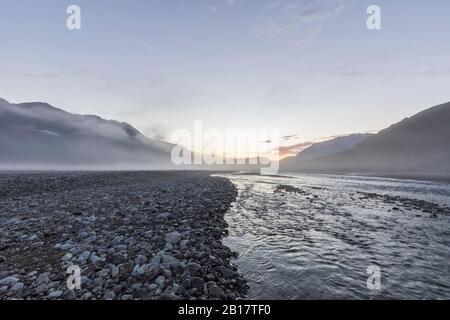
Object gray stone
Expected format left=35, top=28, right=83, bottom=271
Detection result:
left=191, top=277, right=204, bottom=293
left=103, top=291, right=115, bottom=300
left=11, top=282, right=24, bottom=291
left=81, top=292, right=92, bottom=300
left=161, top=254, right=178, bottom=266
left=48, top=290, right=63, bottom=299
left=0, top=276, right=19, bottom=286
left=63, top=289, right=76, bottom=300
left=110, top=265, right=119, bottom=277
left=61, top=253, right=73, bottom=262
left=182, top=278, right=192, bottom=289
left=134, top=254, right=147, bottom=266
left=206, top=282, right=225, bottom=299
left=185, top=262, right=201, bottom=275
left=154, top=275, right=165, bottom=286
left=60, top=243, right=73, bottom=251
left=217, top=266, right=234, bottom=279
left=89, top=254, right=102, bottom=264
left=165, top=231, right=182, bottom=245
left=179, top=240, right=189, bottom=248
left=37, top=273, right=50, bottom=285
left=79, top=251, right=91, bottom=261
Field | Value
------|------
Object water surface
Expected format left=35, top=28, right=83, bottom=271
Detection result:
left=221, top=173, right=450, bottom=299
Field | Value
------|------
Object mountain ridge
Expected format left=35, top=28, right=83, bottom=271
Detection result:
left=0, top=98, right=174, bottom=168
left=282, top=101, right=450, bottom=174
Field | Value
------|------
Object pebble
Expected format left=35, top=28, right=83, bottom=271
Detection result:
left=11, top=282, right=24, bottom=291
left=48, top=291, right=63, bottom=299
left=165, top=231, right=182, bottom=245
left=0, top=276, right=19, bottom=286
left=0, top=172, right=247, bottom=300
left=103, top=291, right=115, bottom=300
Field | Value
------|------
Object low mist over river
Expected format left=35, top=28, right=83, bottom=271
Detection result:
left=222, top=173, right=450, bottom=299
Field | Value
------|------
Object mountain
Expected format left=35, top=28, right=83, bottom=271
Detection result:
left=0, top=98, right=174, bottom=169
left=284, top=102, right=450, bottom=174
left=281, top=133, right=372, bottom=170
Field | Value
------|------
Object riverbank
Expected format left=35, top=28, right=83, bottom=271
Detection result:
left=0, top=171, right=247, bottom=300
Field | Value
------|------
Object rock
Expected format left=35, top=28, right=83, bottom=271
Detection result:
left=80, top=276, right=90, bottom=286
left=48, top=290, right=63, bottom=299
left=84, top=235, right=97, bottom=243
left=110, top=265, right=119, bottom=277
left=165, top=231, right=182, bottom=245
left=89, top=254, right=102, bottom=264
left=133, top=264, right=160, bottom=280
left=63, top=289, right=76, bottom=300
left=0, top=276, right=19, bottom=286
left=161, top=254, right=178, bottom=266
left=37, top=273, right=50, bottom=285
left=11, top=282, right=24, bottom=291
left=206, top=282, right=225, bottom=299
left=0, top=172, right=247, bottom=300
left=217, top=266, right=234, bottom=279
left=134, top=255, right=147, bottom=266
left=94, top=277, right=104, bottom=286
left=179, top=240, right=189, bottom=248
left=103, top=291, right=116, bottom=300
left=61, top=253, right=73, bottom=262
left=159, top=294, right=181, bottom=300
left=185, top=262, right=201, bottom=275
left=35, top=284, right=48, bottom=294
left=154, top=275, right=165, bottom=286
left=48, top=281, right=61, bottom=289
left=59, top=243, right=73, bottom=251
left=182, top=278, right=192, bottom=289
left=191, top=277, right=204, bottom=293
left=157, top=212, right=171, bottom=220
left=79, top=251, right=91, bottom=261
left=172, top=263, right=185, bottom=276
left=27, top=271, right=38, bottom=277
left=81, top=292, right=92, bottom=300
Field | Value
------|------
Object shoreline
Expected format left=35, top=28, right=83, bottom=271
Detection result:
left=0, top=171, right=247, bottom=300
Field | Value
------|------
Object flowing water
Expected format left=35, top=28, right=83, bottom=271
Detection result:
left=221, top=173, right=450, bottom=300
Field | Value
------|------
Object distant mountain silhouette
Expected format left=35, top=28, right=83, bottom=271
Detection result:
left=0, top=98, right=174, bottom=168
left=281, top=133, right=372, bottom=170
left=283, top=102, right=450, bottom=174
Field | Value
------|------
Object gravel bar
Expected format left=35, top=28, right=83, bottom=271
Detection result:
left=0, top=171, right=248, bottom=300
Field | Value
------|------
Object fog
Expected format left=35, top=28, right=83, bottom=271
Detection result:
left=0, top=98, right=175, bottom=170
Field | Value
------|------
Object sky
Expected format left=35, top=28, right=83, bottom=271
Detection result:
left=1, top=0, right=450, bottom=158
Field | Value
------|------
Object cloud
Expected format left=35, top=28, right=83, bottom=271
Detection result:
left=143, top=122, right=172, bottom=141
left=282, top=134, right=299, bottom=141
left=225, top=0, right=242, bottom=7
left=255, top=0, right=357, bottom=45
left=278, top=141, right=314, bottom=158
